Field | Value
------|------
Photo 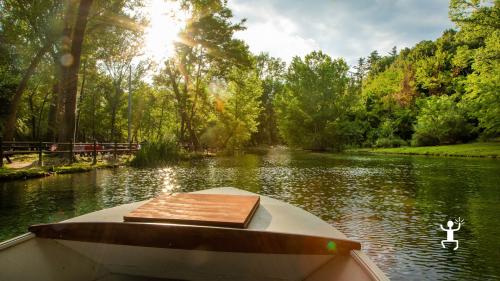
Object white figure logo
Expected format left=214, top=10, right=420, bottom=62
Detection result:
left=440, top=217, right=464, bottom=250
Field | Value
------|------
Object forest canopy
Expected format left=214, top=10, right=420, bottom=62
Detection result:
left=0, top=0, right=498, bottom=153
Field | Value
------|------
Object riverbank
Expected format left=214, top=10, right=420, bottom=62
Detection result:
left=0, top=154, right=129, bottom=181
left=0, top=150, right=213, bottom=181
left=350, top=142, right=500, bottom=158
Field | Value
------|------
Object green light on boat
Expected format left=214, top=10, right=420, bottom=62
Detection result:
left=327, top=241, right=337, bottom=251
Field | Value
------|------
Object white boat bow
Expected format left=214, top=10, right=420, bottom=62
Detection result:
left=0, top=187, right=389, bottom=281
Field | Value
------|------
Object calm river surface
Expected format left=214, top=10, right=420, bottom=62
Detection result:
left=1, top=148, right=499, bottom=280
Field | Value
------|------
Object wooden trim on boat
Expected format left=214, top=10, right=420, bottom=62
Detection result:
left=351, top=250, right=389, bottom=281
left=29, top=222, right=361, bottom=255
left=0, top=233, right=35, bottom=251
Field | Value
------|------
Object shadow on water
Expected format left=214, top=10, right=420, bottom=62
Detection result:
left=1, top=147, right=499, bottom=280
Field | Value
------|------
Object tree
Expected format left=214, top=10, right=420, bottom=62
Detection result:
left=390, top=46, right=398, bottom=57
left=462, top=31, right=500, bottom=138
left=202, top=67, right=262, bottom=151
left=414, top=30, right=456, bottom=96
left=97, top=27, right=144, bottom=142
left=451, top=0, right=500, bottom=138
left=413, top=95, right=473, bottom=146
left=59, top=0, right=94, bottom=143
left=353, top=57, right=367, bottom=89
left=1, top=1, right=63, bottom=140
left=251, top=53, right=285, bottom=145
left=275, top=51, right=358, bottom=151
left=367, top=50, right=381, bottom=76
left=156, top=0, right=252, bottom=150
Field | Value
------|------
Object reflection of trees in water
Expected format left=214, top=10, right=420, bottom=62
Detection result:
left=412, top=157, right=500, bottom=279
left=0, top=174, right=78, bottom=240
left=1, top=151, right=499, bottom=280
left=462, top=167, right=500, bottom=279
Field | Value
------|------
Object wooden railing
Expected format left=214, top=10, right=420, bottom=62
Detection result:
left=0, top=138, right=139, bottom=167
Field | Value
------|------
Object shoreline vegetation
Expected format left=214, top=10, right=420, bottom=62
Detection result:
left=349, top=142, right=500, bottom=158
left=2, top=1, right=499, bottom=169
left=0, top=143, right=214, bottom=181
left=0, top=162, right=123, bottom=181
left=2, top=142, right=499, bottom=181
left=0, top=154, right=130, bottom=181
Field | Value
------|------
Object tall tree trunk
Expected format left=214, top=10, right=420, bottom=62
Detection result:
left=165, top=65, right=187, bottom=145
left=37, top=90, right=51, bottom=140
left=2, top=41, right=52, bottom=140
left=47, top=82, right=59, bottom=141
left=110, top=107, right=116, bottom=142
left=75, top=60, right=87, bottom=141
left=28, top=93, right=36, bottom=140
left=60, top=0, right=93, bottom=143
left=57, top=2, right=73, bottom=143
left=47, top=51, right=65, bottom=142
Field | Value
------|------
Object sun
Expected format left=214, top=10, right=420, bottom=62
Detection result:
left=144, top=0, right=185, bottom=61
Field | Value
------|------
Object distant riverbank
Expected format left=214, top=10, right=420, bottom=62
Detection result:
left=350, top=142, right=500, bottom=158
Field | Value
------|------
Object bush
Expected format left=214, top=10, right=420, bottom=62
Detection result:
left=375, top=137, right=408, bottom=148
left=130, top=138, right=180, bottom=167
left=412, top=95, right=473, bottom=146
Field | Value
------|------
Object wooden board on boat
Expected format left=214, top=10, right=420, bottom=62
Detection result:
left=123, top=193, right=260, bottom=228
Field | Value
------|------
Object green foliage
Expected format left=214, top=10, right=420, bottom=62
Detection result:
left=154, top=0, right=254, bottom=150
left=361, top=61, right=417, bottom=146
left=461, top=30, right=500, bottom=139
left=1, top=0, right=499, bottom=154
left=366, top=142, right=500, bottom=158
left=356, top=0, right=499, bottom=148
left=373, top=119, right=408, bottom=148
left=250, top=53, right=285, bottom=145
left=201, top=67, right=262, bottom=151
left=414, top=30, right=456, bottom=95
left=375, top=137, right=408, bottom=148
left=130, top=138, right=180, bottom=167
left=275, top=51, right=359, bottom=151
left=412, top=95, right=473, bottom=146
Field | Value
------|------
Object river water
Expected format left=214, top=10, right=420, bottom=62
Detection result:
left=1, top=148, right=499, bottom=280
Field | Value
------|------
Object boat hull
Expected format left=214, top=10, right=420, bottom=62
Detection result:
left=0, top=187, right=389, bottom=281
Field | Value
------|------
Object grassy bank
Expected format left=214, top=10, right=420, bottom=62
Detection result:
left=0, top=154, right=130, bottom=181
left=0, top=167, right=49, bottom=180
left=129, top=140, right=213, bottom=167
left=0, top=147, right=212, bottom=180
left=351, top=142, right=500, bottom=158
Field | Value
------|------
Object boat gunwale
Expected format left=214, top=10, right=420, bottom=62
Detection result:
left=351, top=250, right=390, bottom=281
left=0, top=232, right=35, bottom=251
left=28, top=221, right=361, bottom=256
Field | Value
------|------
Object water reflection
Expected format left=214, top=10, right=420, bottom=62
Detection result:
left=1, top=149, right=499, bottom=280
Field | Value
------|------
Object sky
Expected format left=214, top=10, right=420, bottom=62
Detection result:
left=144, top=0, right=454, bottom=67
left=227, top=0, right=454, bottom=65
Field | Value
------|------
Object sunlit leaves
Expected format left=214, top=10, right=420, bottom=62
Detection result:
left=275, top=51, right=358, bottom=150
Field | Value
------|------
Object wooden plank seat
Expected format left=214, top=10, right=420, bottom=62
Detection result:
left=124, top=193, right=260, bottom=228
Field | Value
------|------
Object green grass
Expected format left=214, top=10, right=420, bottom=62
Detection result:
left=50, top=162, right=119, bottom=174
left=0, top=157, right=127, bottom=181
left=352, top=142, right=500, bottom=158
left=0, top=167, right=49, bottom=180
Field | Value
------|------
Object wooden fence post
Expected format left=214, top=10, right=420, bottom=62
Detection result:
left=38, top=140, right=43, bottom=166
left=69, top=138, right=74, bottom=164
left=113, top=140, right=117, bottom=163
left=92, top=139, right=97, bottom=165
left=0, top=137, right=3, bottom=168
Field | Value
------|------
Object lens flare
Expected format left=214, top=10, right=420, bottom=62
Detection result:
left=327, top=241, right=337, bottom=252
